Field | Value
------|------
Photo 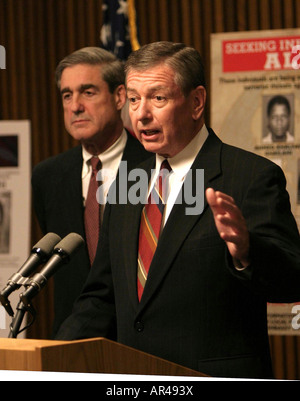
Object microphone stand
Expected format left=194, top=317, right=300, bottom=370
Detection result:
left=0, top=275, right=30, bottom=318
left=7, top=233, right=84, bottom=338
left=8, top=299, right=36, bottom=339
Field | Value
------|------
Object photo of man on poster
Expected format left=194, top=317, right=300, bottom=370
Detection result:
left=263, top=94, right=294, bottom=144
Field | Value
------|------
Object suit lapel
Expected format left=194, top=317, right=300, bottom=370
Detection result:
left=61, top=146, right=85, bottom=234
left=137, top=130, right=223, bottom=312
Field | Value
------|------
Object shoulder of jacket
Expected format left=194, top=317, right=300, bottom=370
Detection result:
left=32, top=146, right=82, bottom=175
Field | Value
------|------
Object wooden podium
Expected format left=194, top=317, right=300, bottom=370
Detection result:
left=0, top=337, right=206, bottom=377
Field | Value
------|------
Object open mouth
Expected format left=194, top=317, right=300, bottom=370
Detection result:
left=140, top=129, right=160, bottom=137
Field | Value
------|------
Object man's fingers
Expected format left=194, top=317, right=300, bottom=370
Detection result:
left=217, top=214, right=243, bottom=231
left=205, top=188, right=217, bottom=207
left=214, top=191, right=234, bottom=204
left=206, top=188, right=239, bottom=218
left=206, top=188, right=250, bottom=264
left=206, top=188, right=226, bottom=215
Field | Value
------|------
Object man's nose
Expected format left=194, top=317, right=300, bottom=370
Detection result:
left=137, top=99, right=152, bottom=122
left=71, top=94, right=84, bottom=114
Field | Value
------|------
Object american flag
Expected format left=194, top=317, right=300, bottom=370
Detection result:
left=100, top=0, right=139, bottom=60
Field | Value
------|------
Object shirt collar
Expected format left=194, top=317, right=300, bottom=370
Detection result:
left=155, top=124, right=209, bottom=181
left=82, top=129, right=127, bottom=178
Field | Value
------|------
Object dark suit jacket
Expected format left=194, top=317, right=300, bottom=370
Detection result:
left=31, top=132, right=152, bottom=336
left=56, top=130, right=300, bottom=379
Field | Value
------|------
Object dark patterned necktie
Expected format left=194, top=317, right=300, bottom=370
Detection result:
left=137, top=160, right=172, bottom=301
left=84, top=157, right=102, bottom=265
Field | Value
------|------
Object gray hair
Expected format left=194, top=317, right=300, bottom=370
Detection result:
left=124, top=41, right=206, bottom=96
left=55, top=46, right=125, bottom=93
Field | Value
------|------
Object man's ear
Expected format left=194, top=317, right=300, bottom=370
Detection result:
left=114, top=84, right=127, bottom=111
left=191, top=85, right=206, bottom=120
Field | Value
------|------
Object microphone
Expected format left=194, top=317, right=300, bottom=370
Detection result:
left=20, top=233, right=85, bottom=306
left=0, top=232, right=61, bottom=316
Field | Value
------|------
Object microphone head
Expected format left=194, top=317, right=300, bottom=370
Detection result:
left=54, top=233, right=85, bottom=256
left=20, top=233, right=85, bottom=306
left=32, top=232, right=62, bottom=255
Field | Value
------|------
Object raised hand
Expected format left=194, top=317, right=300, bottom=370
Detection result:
left=206, top=188, right=250, bottom=268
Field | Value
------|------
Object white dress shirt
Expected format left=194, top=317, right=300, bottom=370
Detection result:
left=149, top=125, right=209, bottom=227
left=82, top=129, right=127, bottom=212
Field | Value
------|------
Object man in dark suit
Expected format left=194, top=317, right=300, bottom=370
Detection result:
left=56, top=42, right=300, bottom=379
left=32, top=47, right=151, bottom=337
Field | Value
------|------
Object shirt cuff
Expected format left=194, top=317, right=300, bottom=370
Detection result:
left=233, top=258, right=250, bottom=271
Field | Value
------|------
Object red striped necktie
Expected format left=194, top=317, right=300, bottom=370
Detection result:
left=137, top=160, right=172, bottom=301
left=84, top=156, right=102, bottom=265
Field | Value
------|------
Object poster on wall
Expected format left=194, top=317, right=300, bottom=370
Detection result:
left=211, top=29, right=300, bottom=335
left=0, top=121, right=31, bottom=338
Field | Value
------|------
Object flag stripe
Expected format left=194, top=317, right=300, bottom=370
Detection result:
left=128, top=0, right=140, bottom=51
